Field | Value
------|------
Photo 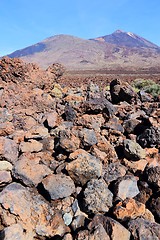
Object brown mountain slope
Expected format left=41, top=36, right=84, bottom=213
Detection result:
left=5, top=32, right=160, bottom=71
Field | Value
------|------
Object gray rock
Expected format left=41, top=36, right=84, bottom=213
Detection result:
left=66, top=149, right=102, bottom=186
left=0, top=137, right=18, bottom=163
left=128, top=218, right=160, bottom=240
left=0, top=170, right=12, bottom=186
left=79, top=128, right=97, bottom=147
left=124, top=139, right=146, bottom=160
left=84, top=179, right=113, bottom=214
left=103, top=162, right=126, bottom=184
left=42, top=173, right=75, bottom=200
left=63, top=212, right=73, bottom=226
left=114, top=175, right=140, bottom=200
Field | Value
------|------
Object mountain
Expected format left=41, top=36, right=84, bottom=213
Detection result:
left=92, top=30, right=159, bottom=49
left=5, top=31, right=160, bottom=71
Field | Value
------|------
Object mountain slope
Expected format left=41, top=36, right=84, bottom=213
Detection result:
left=5, top=31, right=160, bottom=71
left=92, top=30, right=159, bottom=49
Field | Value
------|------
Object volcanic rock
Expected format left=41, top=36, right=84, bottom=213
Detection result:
left=128, top=218, right=160, bottom=240
left=114, top=175, right=140, bottom=200
left=66, top=149, right=102, bottom=185
left=0, top=137, right=18, bottom=163
left=84, top=179, right=113, bottom=214
left=124, top=139, right=146, bottom=160
left=42, top=174, right=76, bottom=200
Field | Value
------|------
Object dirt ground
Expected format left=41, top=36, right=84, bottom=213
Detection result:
left=59, top=70, right=160, bottom=88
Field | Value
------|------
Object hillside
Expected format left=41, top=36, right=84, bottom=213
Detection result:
left=5, top=31, right=160, bottom=71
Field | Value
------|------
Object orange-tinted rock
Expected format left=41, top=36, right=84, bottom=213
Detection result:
left=0, top=122, right=14, bottom=136
left=113, top=198, right=145, bottom=221
left=12, top=153, right=52, bottom=186
left=19, top=139, right=43, bottom=153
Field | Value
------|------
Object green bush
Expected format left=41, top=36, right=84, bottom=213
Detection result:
left=132, top=79, right=160, bottom=98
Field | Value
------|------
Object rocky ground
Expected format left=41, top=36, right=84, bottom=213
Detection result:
left=0, top=57, right=159, bottom=240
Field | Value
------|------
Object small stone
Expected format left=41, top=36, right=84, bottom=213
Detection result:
left=71, top=215, right=86, bottom=231
left=66, top=149, right=102, bottom=186
left=122, top=158, right=147, bottom=173
left=84, top=179, right=113, bottom=214
left=51, top=83, right=63, bottom=98
left=114, top=175, right=140, bottom=200
left=79, top=128, right=98, bottom=147
left=45, top=111, right=59, bottom=128
left=145, top=166, right=160, bottom=188
left=0, top=122, right=14, bottom=136
left=19, top=139, right=43, bottom=153
left=42, top=174, right=75, bottom=200
left=124, top=139, right=146, bottom=160
left=0, top=137, right=18, bottom=163
left=103, top=162, right=126, bottom=184
left=0, top=161, right=13, bottom=171
left=25, top=125, right=49, bottom=139
left=0, top=170, right=12, bottom=186
left=137, top=126, right=160, bottom=148
left=63, top=212, right=73, bottom=226
left=64, top=105, right=76, bottom=121
left=113, top=198, right=146, bottom=221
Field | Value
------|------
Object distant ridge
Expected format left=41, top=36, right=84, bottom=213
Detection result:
left=5, top=30, right=160, bottom=71
left=92, top=30, right=159, bottom=49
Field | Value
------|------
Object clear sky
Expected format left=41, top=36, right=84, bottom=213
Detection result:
left=0, top=0, right=160, bottom=56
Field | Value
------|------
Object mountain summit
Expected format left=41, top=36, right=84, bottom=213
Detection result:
left=5, top=30, right=160, bottom=70
left=92, top=30, right=159, bottom=49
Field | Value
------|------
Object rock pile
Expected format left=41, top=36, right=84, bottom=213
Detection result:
left=0, top=57, right=159, bottom=240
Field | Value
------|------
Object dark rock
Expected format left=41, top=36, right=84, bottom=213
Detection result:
left=137, top=126, right=160, bottom=148
left=84, top=97, right=116, bottom=117
left=128, top=218, right=160, bottom=240
left=64, top=104, right=76, bottom=121
left=149, top=196, right=160, bottom=221
left=110, top=79, right=137, bottom=104
left=145, top=166, right=160, bottom=188
left=123, top=118, right=140, bottom=134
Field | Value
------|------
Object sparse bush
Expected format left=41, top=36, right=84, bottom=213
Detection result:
left=132, top=79, right=160, bottom=97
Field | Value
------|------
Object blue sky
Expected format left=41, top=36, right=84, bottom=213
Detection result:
left=0, top=0, right=160, bottom=55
